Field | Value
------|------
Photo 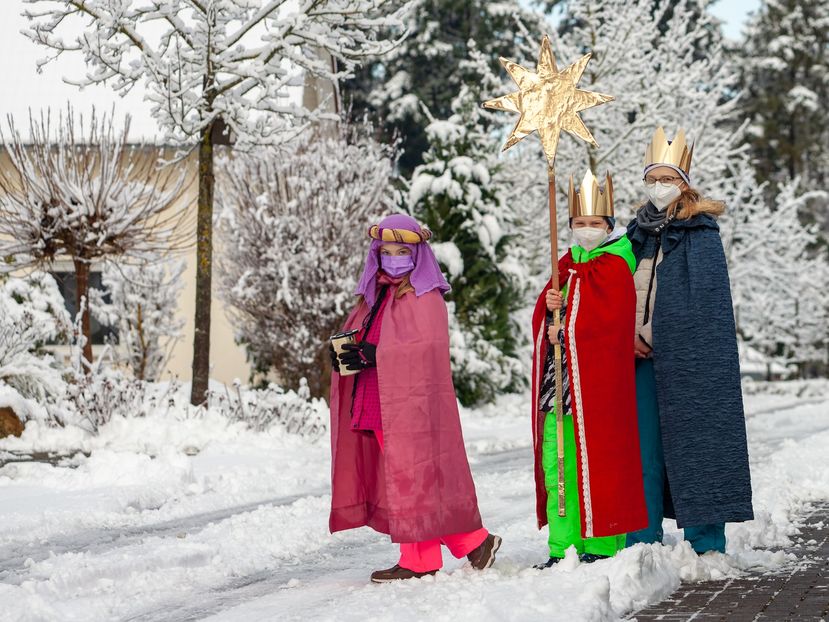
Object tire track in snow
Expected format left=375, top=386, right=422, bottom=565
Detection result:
left=0, top=490, right=324, bottom=584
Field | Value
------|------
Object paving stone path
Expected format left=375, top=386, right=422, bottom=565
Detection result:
left=630, top=503, right=829, bottom=621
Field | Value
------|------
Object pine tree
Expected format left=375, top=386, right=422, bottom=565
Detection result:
left=343, top=0, right=543, bottom=176
left=738, top=0, right=829, bottom=196
left=410, top=80, right=527, bottom=405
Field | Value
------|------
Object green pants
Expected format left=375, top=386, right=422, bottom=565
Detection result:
left=541, top=410, right=626, bottom=558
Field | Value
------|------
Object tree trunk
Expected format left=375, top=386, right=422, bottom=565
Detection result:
left=190, top=124, right=215, bottom=405
left=73, top=257, right=94, bottom=369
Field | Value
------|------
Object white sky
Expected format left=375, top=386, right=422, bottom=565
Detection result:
left=0, top=1, right=161, bottom=139
left=709, top=0, right=761, bottom=40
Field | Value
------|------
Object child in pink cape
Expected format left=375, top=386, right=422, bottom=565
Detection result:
left=328, top=213, right=501, bottom=583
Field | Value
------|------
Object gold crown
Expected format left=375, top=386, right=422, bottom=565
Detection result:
left=643, top=127, right=694, bottom=175
left=568, top=170, right=614, bottom=218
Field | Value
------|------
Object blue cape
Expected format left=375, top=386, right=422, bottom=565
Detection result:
left=627, top=210, right=753, bottom=526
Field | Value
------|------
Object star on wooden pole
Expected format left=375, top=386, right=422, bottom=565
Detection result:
left=483, top=35, right=614, bottom=520
left=483, top=34, right=613, bottom=171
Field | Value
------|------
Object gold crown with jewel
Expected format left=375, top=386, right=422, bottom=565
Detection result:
left=643, top=127, right=694, bottom=176
left=568, top=170, right=614, bottom=218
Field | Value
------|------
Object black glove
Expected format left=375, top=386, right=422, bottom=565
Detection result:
left=339, top=342, right=377, bottom=371
left=329, top=344, right=341, bottom=373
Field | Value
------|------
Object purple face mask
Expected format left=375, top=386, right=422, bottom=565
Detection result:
left=381, top=254, right=415, bottom=277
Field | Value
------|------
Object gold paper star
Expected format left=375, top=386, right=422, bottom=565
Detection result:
left=483, top=35, right=614, bottom=168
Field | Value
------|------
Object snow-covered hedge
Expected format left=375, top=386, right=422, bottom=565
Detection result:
left=208, top=379, right=327, bottom=440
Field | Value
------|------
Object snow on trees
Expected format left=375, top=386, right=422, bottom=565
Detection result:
left=497, top=0, right=742, bottom=229
left=738, top=0, right=829, bottom=199
left=723, top=174, right=829, bottom=376
left=0, top=107, right=189, bottom=368
left=410, top=81, right=528, bottom=406
left=216, top=121, right=396, bottom=398
left=343, top=0, right=544, bottom=176
left=22, top=0, right=415, bottom=404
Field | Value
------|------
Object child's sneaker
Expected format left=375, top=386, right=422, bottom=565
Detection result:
left=467, top=533, right=502, bottom=570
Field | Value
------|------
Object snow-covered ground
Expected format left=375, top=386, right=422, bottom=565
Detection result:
left=0, top=381, right=827, bottom=622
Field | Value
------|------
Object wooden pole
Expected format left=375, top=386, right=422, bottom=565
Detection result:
left=547, top=165, right=566, bottom=517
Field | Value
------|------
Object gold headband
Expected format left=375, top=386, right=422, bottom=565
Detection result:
left=368, top=225, right=432, bottom=244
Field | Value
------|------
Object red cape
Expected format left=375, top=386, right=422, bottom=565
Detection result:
left=329, top=289, right=483, bottom=543
left=531, top=250, right=647, bottom=537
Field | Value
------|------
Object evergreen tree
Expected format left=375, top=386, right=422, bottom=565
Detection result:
left=343, top=0, right=543, bottom=176
left=738, top=0, right=829, bottom=197
left=409, top=80, right=527, bottom=405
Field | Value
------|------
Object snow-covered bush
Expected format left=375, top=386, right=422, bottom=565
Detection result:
left=0, top=273, right=69, bottom=411
left=91, top=259, right=186, bottom=381
left=22, top=0, right=416, bottom=405
left=217, top=121, right=397, bottom=398
left=63, top=367, right=152, bottom=434
left=208, top=380, right=327, bottom=440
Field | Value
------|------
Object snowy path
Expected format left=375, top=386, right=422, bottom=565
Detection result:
left=0, top=388, right=827, bottom=621
left=0, top=490, right=321, bottom=584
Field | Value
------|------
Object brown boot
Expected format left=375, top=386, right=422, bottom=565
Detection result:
left=467, top=533, right=502, bottom=570
left=370, top=564, right=437, bottom=583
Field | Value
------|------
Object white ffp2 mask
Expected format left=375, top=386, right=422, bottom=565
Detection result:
left=572, top=227, right=608, bottom=251
left=646, top=182, right=682, bottom=210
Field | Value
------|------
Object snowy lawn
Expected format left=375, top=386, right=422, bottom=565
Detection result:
left=0, top=382, right=827, bottom=621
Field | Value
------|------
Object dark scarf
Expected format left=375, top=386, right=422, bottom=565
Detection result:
left=635, top=201, right=677, bottom=236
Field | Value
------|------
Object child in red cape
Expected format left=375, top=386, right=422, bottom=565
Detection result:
left=531, top=172, right=647, bottom=568
left=328, top=213, right=501, bottom=583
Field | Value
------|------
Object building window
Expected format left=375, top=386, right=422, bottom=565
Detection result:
left=50, top=270, right=118, bottom=345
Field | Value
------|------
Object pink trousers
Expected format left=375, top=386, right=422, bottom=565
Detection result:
left=373, top=430, right=488, bottom=573
left=398, top=528, right=489, bottom=572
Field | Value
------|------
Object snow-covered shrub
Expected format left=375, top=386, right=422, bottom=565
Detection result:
left=63, top=366, right=153, bottom=434
left=91, top=259, right=186, bottom=381
left=217, top=121, right=397, bottom=398
left=209, top=379, right=327, bottom=440
left=0, top=273, right=69, bottom=410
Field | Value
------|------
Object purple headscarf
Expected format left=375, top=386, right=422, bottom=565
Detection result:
left=355, top=214, right=451, bottom=307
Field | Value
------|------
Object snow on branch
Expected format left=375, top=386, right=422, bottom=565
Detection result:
left=21, top=0, right=414, bottom=147
left=0, top=105, right=191, bottom=267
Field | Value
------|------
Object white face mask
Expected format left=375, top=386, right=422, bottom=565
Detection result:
left=645, top=182, right=682, bottom=210
left=572, top=227, right=608, bottom=251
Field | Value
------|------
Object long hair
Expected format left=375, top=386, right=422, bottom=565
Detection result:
left=668, top=187, right=726, bottom=220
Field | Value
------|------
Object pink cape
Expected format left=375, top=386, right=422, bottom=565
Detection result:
left=329, top=289, right=483, bottom=543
